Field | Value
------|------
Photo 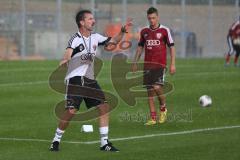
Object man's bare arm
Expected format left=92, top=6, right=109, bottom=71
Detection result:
left=111, top=30, right=124, bottom=44
left=169, top=46, right=176, bottom=74
left=109, top=18, right=133, bottom=44
left=59, top=48, right=73, bottom=66
left=133, top=46, right=143, bottom=63
left=132, top=46, right=143, bottom=72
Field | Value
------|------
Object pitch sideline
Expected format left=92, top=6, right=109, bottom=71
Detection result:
left=0, top=125, right=239, bottom=145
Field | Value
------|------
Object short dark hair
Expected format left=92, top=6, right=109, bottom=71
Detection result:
left=147, top=7, right=158, bottom=15
left=75, top=9, right=92, bottom=28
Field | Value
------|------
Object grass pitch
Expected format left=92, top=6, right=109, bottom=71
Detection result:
left=0, top=58, right=239, bottom=160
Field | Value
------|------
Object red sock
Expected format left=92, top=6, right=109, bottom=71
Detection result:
left=226, top=54, right=231, bottom=64
left=150, top=112, right=157, bottom=121
left=160, top=104, right=166, bottom=112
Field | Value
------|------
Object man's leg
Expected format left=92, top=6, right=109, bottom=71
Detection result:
left=144, top=89, right=157, bottom=125
left=153, top=84, right=166, bottom=110
left=225, top=54, right=231, bottom=65
left=98, top=103, right=109, bottom=147
left=147, top=89, right=157, bottom=121
left=98, top=103, right=119, bottom=152
left=59, top=108, right=77, bottom=129
left=50, top=108, right=77, bottom=151
left=153, top=84, right=167, bottom=123
left=225, top=35, right=234, bottom=66
left=234, top=51, right=240, bottom=66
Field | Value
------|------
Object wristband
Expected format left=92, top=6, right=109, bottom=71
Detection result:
left=121, top=26, right=128, bottom=33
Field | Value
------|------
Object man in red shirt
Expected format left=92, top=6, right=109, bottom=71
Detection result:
left=132, top=7, right=176, bottom=125
left=225, top=18, right=240, bottom=67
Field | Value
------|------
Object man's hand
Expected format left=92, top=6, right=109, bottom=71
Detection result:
left=108, top=18, right=133, bottom=49
left=59, top=48, right=73, bottom=66
left=59, top=59, right=68, bottom=66
left=122, top=18, right=133, bottom=33
left=169, top=64, right=176, bottom=75
left=131, top=63, right=138, bottom=73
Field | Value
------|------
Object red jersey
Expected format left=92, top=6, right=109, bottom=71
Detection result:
left=138, top=24, right=174, bottom=70
left=229, top=20, right=240, bottom=39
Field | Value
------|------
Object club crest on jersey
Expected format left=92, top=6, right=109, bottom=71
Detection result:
left=156, top=33, right=162, bottom=39
left=79, top=44, right=85, bottom=52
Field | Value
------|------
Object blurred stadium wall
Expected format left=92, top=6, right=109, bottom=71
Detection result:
left=0, top=0, right=239, bottom=60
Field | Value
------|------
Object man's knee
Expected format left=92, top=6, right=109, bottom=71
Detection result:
left=147, top=89, right=155, bottom=97
left=98, top=103, right=110, bottom=116
left=153, top=84, right=162, bottom=90
left=67, top=108, right=77, bottom=115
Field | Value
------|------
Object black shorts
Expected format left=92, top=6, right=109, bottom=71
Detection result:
left=233, top=44, right=240, bottom=56
left=65, top=76, right=106, bottom=110
left=228, top=36, right=240, bottom=56
left=143, top=67, right=166, bottom=89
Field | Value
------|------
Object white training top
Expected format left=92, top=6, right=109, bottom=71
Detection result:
left=65, top=31, right=111, bottom=80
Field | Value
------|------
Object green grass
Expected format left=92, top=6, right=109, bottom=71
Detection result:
left=0, top=58, right=239, bottom=160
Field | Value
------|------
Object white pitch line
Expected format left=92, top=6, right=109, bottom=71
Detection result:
left=0, top=137, right=51, bottom=143
left=0, top=81, right=48, bottom=87
left=0, top=68, right=53, bottom=72
left=1, top=70, right=238, bottom=87
left=0, top=125, right=239, bottom=145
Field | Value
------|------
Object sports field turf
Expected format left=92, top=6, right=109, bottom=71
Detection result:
left=0, top=58, right=239, bottom=160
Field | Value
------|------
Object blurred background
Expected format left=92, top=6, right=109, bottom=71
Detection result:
left=0, top=0, right=239, bottom=60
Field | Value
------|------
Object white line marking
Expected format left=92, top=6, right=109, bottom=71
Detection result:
left=1, top=70, right=238, bottom=87
left=0, top=81, right=48, bottom=87
left=0, top=125, right=239, bottom=145
left=0, top=68, right=53, bottom=72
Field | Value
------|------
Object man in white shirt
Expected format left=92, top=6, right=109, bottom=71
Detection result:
left=50, top=9, right=132, bottom=152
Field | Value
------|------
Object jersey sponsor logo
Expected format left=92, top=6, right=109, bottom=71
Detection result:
left=80, top=53, right=95, bottom=61
left=146, top=40, right=160, bottom=46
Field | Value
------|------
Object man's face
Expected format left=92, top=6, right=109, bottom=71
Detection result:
left=147, top=13, right=159, bottom=27
left=81, top=13, right=95, bottom=31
